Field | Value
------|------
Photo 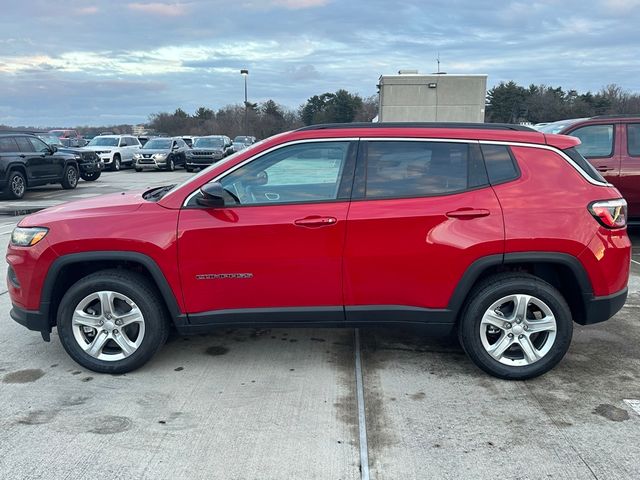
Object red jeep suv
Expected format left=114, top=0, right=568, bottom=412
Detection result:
left=7, top=123, right=630, bottom=379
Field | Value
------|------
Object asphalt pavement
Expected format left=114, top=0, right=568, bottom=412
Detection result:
left=0, top=170, right=639, bottom=479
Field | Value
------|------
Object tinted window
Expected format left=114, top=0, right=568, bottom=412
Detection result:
left=15, top=137, right=35, bottom=152
left=481, top=145, right=519, bottom=184
left=364, top=141, right=482, bottom=198
left=0, top=137, right=19, bottom=153
left=628, top=124, right=640, bottom=156
left=563, top=147, right=607, bottom=183
left=570, top=124, right=614, bottom=158
left=218, top=141, right=350, bottom=205
left=28, top=137, right=50, bottom=153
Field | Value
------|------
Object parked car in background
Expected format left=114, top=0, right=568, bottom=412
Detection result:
left=34, top=133, right=103, bottom=181
left=49, top=129, right=86, bottom=147
left=182, top=136, right=196, bottom=148
left=185, top=135, right=233, bottom=172
left=0, top=133, right=79, bottom=199
left=133, top=137, right=189, bottom=171
left=84, top=135, right=141, bottom=171
left=7, top=123, right=630, bottom=379
left=232, top=135, right=256, bottom=152
left=138, top=136, right=152, bottom=147
left=538, top=115, right=640, bottom=221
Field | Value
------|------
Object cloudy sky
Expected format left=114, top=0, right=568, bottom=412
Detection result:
left=1, top=0, right=639, bottom=127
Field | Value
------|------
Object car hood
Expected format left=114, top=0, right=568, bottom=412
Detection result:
left=138, top=149, right=171, bottom=155
left=21, top=191, right=147, bottom=226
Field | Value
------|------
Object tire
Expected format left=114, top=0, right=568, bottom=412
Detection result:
left=61, top=164, right=79, bottom=189
left=57, top=270, right=170, bottom=374
left=80, top=170, right=101, bottom=182
left=6, top=170, right=26, bottom=199
left=185, top=166, right=193, bottom=173
left=112, top=154, right=121, bottom=171
left=167, top=157, right=175, bottom=171
left=458, top=273, right=573, bottom=380
left=135, top=167, right=142, bottom=172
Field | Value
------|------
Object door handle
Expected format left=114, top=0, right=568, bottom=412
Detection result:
left=446, top=208, right=490, bottom=219
left=596, top=166, right=613, bottom=172
left=294, top=216, right=338, bottom=227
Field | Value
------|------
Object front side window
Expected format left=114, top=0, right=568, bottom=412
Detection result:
left=217, top=141, right=350, bottom=205
left=27, top=137, right=50, bottom=153
left=628, top=124, right=640, bottom=156
left=570, top=124, right=614, bottom=158
left=364, top=141, right=483, bottom=199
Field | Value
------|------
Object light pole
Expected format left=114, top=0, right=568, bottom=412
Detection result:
left=240, top=69, right=248, bottom=133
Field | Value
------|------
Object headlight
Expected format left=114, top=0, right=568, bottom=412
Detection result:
left=133, top=153, right=141, bottom=159
left=154, top=153, right=167, bottom=159
left=11, top=227, right=49, bottom=247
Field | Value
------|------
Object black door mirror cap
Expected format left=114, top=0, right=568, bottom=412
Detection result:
left=197, top=182, right=226, bottom=208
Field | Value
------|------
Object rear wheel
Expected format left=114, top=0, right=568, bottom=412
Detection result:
left=6, top=170, right=26, bottom=199
left=458, top=273, right=572, bottom=380
left=57, top=270, right=170, bottom=373
left=61, top=164, right=78, bottom=189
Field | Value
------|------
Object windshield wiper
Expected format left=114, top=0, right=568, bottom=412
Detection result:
left=143, top=184, right=176, bottom=201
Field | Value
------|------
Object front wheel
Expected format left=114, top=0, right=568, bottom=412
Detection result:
left=57, top=270, right=170, bottom=373
left=112, top=155, right=121, bottom=171
left=61, top=164, right=79, bottom=189
left=458, top=273, right=573, bottom=380
left=80, top=170, right=101, bottom=181
left=166, top=157, right=175, bottom=171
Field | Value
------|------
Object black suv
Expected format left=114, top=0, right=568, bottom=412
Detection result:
left=0, top=134, right=79, bottom=199
left=34, top=132, right=103, bottom=181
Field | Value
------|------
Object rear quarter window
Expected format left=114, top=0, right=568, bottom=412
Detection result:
left=563, top=147, right=607, bottom=183
left=480, top=144, right=519, bottom=184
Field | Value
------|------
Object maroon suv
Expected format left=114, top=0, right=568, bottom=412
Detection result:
left=538, top=115, right=640, bottom=220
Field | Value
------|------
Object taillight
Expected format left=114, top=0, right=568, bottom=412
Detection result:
left=589, top=199, right=627, bottom=228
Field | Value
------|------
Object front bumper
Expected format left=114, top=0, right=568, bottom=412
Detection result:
left=136, top=158, right=168, bottom=169
left=580, top=287, right=628, bottom=325
left=10, top=304, right=51, bottom=341
left=79, top=161, right=103, bottom=174
left=186, top=157, right=222, bottom=168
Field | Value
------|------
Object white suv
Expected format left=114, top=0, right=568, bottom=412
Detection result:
left=84, top=135, right=141, bottom=171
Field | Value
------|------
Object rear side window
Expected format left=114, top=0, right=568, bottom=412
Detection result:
left=563, top=147, right=607, bottom=183
left=481, top=145, right=519, bottom=184
left=0, top=137, right=19, bottom=153
left=364, top=141, right=486, bottom=199
left=570, top=124, right=614, bottom=158
left=15, top=137, right=35, bottom=152
left=628, top=124, right=640, bottom=156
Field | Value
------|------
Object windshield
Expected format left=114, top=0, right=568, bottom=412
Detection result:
left=88, top=137, right=119, bottom=147
left=537, top=119, right=587, bottom=134
left=144, top=139, right=172, bottom=149
left=234, top=136, right=250, bottom=143
left=194, top=137, right=224, bottom=148
left=36, top=134, right=63, bottom=146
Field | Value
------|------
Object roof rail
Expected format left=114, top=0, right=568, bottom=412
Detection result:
left=591, top=114, right=640, bottom=119
left=296, top=122, right=536, bottom=132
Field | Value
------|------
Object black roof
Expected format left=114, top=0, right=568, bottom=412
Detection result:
left=296, top=122, right=536, bottom=132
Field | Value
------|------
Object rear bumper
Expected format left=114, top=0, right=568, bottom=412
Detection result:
left=10, top=304, right=51, bottom=340
left=581, top=287, right=628, bottom=325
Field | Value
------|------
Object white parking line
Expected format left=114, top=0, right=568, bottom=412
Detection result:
left=631, top=259, right=640, bottom=266
left=354, top=329, right=370, bottom=480
left=624, top=399, right=640, bottom=416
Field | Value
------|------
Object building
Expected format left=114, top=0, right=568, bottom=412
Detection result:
left=377, top=71, right=487, bottom=123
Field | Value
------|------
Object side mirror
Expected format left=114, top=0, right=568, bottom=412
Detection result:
left=196, top=182, right=226, bottom=208
left=49, top=145, right=58, bottom=154
left=172, top=144, right=180, bottom=150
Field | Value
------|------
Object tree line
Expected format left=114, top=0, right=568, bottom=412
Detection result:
left=486, top=82, right=640, bottom=124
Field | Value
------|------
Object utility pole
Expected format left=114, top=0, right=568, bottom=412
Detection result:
left=240, top=69, right=249, bottom=133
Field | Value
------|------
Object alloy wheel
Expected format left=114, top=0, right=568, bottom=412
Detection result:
left=479, top=294, right=557, bottom=366
left=71, top=291, right=145, bottom=361
left=11, top=175, right=25, bottom=197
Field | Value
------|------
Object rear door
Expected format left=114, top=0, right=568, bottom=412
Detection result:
left=343, top=139, right=504, bottom=323
left=618, top=122, right=640, bottom=217
left=567, top=123, right=620, bottom=185
left=14, top=137, right=50, bottom=180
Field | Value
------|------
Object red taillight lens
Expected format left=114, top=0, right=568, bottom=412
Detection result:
left=589, top=199, right=627, bottom=228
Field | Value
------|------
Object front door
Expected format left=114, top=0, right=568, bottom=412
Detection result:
left=177, top=140, right=357, bottom=325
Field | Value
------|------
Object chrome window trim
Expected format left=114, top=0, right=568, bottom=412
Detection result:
left=182, top=137, right=359, bottom=206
